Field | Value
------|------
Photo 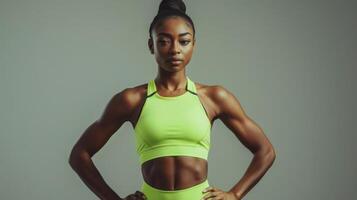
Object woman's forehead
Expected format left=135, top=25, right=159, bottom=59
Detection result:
left=153, top=17, right=193, bottom=37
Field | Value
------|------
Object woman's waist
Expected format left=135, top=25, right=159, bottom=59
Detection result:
left=141, top=156, right=208, bottom=190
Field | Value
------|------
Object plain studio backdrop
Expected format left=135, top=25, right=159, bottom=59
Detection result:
left=1, top=0, right=356, bottom=199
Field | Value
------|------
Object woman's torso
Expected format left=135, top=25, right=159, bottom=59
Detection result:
left=130, top=80, right=217, bottom=190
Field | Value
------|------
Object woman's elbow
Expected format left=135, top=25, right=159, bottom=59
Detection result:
left=266, top=146, right=276, bottom=163
left=68, top=146, right=91, bottom=169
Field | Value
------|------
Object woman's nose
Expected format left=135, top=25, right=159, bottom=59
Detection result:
left=169, top=41, right=181, bottom=54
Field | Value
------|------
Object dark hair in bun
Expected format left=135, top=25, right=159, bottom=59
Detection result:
left=149, top=0, right=195, bottom=39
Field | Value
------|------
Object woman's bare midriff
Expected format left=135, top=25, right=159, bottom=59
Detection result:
left=141, top=156, right=208, bottom=190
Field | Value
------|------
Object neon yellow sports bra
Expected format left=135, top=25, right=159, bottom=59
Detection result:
left=134, top=76, right=212, bottom=165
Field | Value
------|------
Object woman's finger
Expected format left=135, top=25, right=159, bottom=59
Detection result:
left=135, top=190, right=147, bottom=200
left=125, top=193, right=142, bottom=200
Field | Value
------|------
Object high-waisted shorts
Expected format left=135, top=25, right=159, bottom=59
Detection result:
left=141, top=179, right=210, bottom=200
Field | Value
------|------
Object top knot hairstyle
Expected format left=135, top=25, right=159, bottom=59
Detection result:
left=149, top=0, right=195, bottom=39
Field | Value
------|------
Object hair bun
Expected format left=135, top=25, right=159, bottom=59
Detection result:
left=158, top=0, right=186, bottom=14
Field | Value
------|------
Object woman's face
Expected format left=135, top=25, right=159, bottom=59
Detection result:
left=149, top=16, right=195, bottom=72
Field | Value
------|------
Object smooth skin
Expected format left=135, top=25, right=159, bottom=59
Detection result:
left=69, top=16, right=276, bottom=200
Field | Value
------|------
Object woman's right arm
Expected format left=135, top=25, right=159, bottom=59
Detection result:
left=68, top=88, right=135, bottom=200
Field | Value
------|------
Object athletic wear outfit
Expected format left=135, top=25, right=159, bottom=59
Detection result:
left=134, top=76, right=212, bottom=200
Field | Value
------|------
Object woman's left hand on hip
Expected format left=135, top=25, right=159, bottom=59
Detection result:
left=201, top=186, right=240, bottom=200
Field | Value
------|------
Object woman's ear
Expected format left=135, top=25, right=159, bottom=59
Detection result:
left=148, top=38, right=154, bottom=54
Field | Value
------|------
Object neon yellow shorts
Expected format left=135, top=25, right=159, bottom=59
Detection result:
left=141, top=179, right=210, bottom=200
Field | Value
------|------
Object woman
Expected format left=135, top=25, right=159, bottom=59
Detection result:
left=69, top=0, right=276, bottom=199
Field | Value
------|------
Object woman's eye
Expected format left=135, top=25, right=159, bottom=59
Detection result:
left=181, top=40, right=190, bottom=45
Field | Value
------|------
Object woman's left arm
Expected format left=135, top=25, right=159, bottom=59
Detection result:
left=210, top=85, right=276, bottom=200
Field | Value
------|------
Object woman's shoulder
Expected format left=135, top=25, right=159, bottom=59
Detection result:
left=195, top=81, right=238, bottom=110
left=107, top=83, right=148, bottom=117
left=120, top=82, right=147, bottom=102
left=195, top=81, right=244, bottom=122
left=194, top=81, right=230, bottom=99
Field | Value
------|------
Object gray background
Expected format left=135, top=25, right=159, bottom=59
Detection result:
left=1, top=0, right=356, bottom=199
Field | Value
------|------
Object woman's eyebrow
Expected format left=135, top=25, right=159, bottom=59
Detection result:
left=158, top=32, right=192, bottom=37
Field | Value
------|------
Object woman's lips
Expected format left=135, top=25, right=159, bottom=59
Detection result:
left=169, top=60, right=182, bottom=65
left=167, top=59, right=183, bottom=65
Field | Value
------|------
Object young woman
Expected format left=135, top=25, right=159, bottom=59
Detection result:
left=69, top=0, right=276, bottom=199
